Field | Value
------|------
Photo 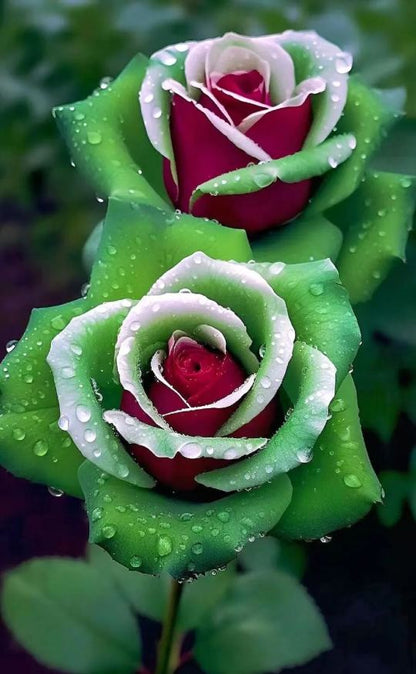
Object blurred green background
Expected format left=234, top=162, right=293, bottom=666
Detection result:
left=1, top=0, right=415, bottom=513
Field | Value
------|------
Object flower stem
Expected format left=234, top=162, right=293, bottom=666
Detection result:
left=155, top=579, right=184, bottom=674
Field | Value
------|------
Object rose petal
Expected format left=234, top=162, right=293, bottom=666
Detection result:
left=205, top=33, right=295, bottom=104
left=164, top=90, right=269, bottom=213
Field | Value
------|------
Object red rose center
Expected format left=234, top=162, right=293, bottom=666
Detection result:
left=214, top=70, right=272, bottom=106
left=121, top=334, right=279, bottom=491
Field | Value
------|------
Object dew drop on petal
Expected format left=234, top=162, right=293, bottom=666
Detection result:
left=343, top=474, right=362, bottom=488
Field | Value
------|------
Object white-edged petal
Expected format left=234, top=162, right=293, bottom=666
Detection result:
left=115, top=291, right=259, bottom=432
left=47, top=300, right=154, bottom=488
left=205, top=33, right=295, bottom=104
left=148, top=252, right=295, bottom=435
left=238, top=76, right=326, bottom=133
left=104, top=410, right=267, bottom=460
left=275, top=30, right=351, bottom=146
left=164, top=374, right=255, bottom=418
left=164, top=79, right=271, bottom=161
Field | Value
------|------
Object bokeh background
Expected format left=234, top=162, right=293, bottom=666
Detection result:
left=1, top=1, right=415, bottom=672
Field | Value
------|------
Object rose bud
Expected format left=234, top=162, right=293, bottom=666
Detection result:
left=140, top=32, right=345, bottom=235
left=121, top=333, right=278, bottom=491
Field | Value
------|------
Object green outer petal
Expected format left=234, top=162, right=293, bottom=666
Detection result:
left=274, top=375, right=382, bottom=540
left=307, top=77, right=398, bottom=215
left=252, top=215, right=343, bottom=265
left=54, top=54, right=167, bottom=206
left=197, top=341, right=335, bottom=492
left=334, top=171, right=415, bottom=303
left=253, top=258, right=360, bottom=386
left=79, top=461, right=293, bottom=579
left=0, top=409, right=83, bottom=498
left=88, top=199, right=252, bottom=306
left=47, top=300, right=154, bottom=488
left=0, top=300, right=88, bottom=497
left=191, top=134, right=355, bottom=207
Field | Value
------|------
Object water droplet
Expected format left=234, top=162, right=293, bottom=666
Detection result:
left=102, top=524, right=116, bottom=539
left=117, top=464, right=129, bottom=478
left=92, top=507, right=103, bottom=522
left=296, top=449, right=313, bottom=463
left=320, top=535, right=332, bottom=543
left=33, top=439, right=48, bottom=457
left=260, top=376, right=272, bottom=389
left=99, top=76, right=113, bottom=89
left=335, top=51, right=353, bottom=74
left=330, top=398, right=346, bottom=413
left=87, top=131, right=102, bottom=145
left=48, top=486, right=64, bottom=498
left=224, top=447, right=238, bottom=460
left=84, top=429, right=96, bottom=443
left=130, top=555, right=142, bottom=568
left=157, top=535, right=173, bottom=556
left=76, top=405, right=91, bottom=423
left=13, top=428, right=25, bottom=441
left=309, top=282, right=324, bottom=296
left=269, top=261, right=285, bottom=275
left=180, top=512, right=193, bottom=522
left=62, top=367, right=75, bottom=379
left=160, top=52, right=177, bottom=66
left=180, top=441, right=202, bottom=458
left=81, top=282, right=90, bottom=297
left=253, top=172, right=274, bottom=189
left=58, top=415, right=69, bottom=431
left=6, top=340, right=18, bottom=353
left=348, top=136, right=357, bottom=150
left=192, top=542, right=203, bottom=555
left=259, top=344, right=266, bottom=358
left=51, top=316, right=66, bottom=331
left=400, top=177, right=412, bottom=188
left=152, top=107, right=162, bottom=119
left=217, top=511, right=230, bottom=523
left=328, top=156, right=338, bottom=168
left=343, top=474, right=362, bottom=488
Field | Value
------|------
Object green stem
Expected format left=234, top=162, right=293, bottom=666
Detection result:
left=155, top=579, right=184, bottom=674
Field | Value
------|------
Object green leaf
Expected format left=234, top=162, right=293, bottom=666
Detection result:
left=88, top=544, right=235, bottom=632
left=194, top=570, right=331, bottom=674
left=239, top=537, right=307, bottom=579
left=252, top=215, right=343, bottom=265
left=308, top=77, right=399, bottom=214
left=1, top=558, right=141, bottom=674
left=377, top=471, right=409, bottom=527
left=334, top=171, right=415, bottom=303
left=191, top=134, right=355, bottom=207
left=54, top=54, right=167, bottom=206
left=274, top=375, right=382, bottom=540
left=79, top=461, right=292, bottom=579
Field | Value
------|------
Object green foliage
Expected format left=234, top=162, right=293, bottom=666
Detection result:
left=1, top=558, right=141, bottom=674
left=194, top=570, right=331, bottom=674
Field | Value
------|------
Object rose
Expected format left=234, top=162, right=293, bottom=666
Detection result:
left=141, top=31, right=347, bottom=234
left=0, top=201, right=381, bottom=578
left=54, top=30, right=415, bottom=305
left=121, top=332, right=279, bottom=491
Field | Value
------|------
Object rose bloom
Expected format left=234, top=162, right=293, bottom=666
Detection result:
left=140, top=32, right=351, bottom=234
